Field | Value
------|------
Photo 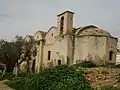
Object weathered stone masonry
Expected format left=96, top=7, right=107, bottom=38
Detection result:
left=34, top=11, right=118, bottom=73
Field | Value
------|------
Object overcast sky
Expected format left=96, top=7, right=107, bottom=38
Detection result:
left=0, top=0, right=120, bottom=43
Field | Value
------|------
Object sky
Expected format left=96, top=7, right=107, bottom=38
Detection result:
left=0, top=0, right=120, bottom=44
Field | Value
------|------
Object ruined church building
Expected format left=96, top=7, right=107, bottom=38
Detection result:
left=34, top=11, right=118, bottom=73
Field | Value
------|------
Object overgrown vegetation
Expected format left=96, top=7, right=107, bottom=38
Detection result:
left=0, top=72, right=15, bottom=80
left=1, top=57, right=120, bottom=90
left=5, top=65, right=92, bottom=90
left=73, top=60, right=97, bottom=68
left=3, top=63, right=120, bottom=90
left=76, top=60, right=120, bottom=69
left=100, top=63, right=120, bottom=68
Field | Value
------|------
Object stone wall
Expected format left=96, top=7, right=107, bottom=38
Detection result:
left=74, top=36, right=107, bottom=65
left=74, top=36, right=88, bottom=63
left=106, top=37, right=118, bottom=63
left=88, top=36, right=107, bottom=64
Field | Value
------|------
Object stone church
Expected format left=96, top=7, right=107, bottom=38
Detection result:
left=34, top=11, right=118, bottom=73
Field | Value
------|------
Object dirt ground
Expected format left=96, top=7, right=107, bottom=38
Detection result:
left=85, top=67, right=120, bottom=89
left=0, top=80, right=14, bottom=90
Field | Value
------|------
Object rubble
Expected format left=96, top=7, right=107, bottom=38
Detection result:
left=85, top=67, right=120, bottom=89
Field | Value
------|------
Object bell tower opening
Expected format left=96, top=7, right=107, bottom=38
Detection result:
left=60, top=16, right=64, bottom=35
left=57, top=11, right=74, bottom=35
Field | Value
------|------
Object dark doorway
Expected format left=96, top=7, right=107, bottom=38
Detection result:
left=48, top=51, right=51, bottom=60
left=58, top=60, right=61, bottom=65
left=109, top=51, right=113, bottom=60
left=67, top=56, right=70, bottom=65
left=32, top=60, right=35, bottom=72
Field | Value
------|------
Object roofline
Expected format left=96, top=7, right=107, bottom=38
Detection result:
left=24, top=35, right=33, bottom=39
left=75, top=35, right=118, bottom=41
left=45, top=26, right=57, bottom=36
left=110, top=36, right=118, bottom=41
left=75, top=25, right=98, bottom=35
left=25, top=35, right=33, bottom=37
left=34, top=30, right=45, bottom=35
left=75, top=35, right=111, bottom=37
left=57, top=10, right=74, bottom=17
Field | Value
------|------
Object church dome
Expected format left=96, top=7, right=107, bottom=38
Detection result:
left=75, top=25, right=111, bottom=36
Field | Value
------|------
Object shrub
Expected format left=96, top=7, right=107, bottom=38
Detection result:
left=17, top=72, right=27, bottom=77
left=1, top=72, right=15, bottom=80
left=102, top=63, right=115, bottom=68
left=115, top=74, right=120, bottom=83
left=114, top=64, right=120, bottom=68
left=101, top=63, right=120, bottom=68
left=17, top=72, right=35, bottom=77
left=6, top=65, right=92, bottom=90
left=76, top=60, right=97, bottom=68
left=5, top=77, right=26, bottom=90
left=5, top=73, right=36, bottom=90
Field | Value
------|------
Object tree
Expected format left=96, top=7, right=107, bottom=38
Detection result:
left=14, top=35, right=24, bottom=65
left=13, top=35, right=37, bottom=73
left=22, top=39, right=37, bottom=73
left=0, top=39, right=18, bottom=72
left=0, top=36, right=24, bottom=73
left=0, top=35, right=37, bottom=74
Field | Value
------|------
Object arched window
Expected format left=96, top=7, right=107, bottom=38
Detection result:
left=109, top=51, right=113, bottom=60
left=60, top=16, right=64, bottom=35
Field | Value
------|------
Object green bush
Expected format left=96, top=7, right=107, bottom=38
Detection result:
left=1, top=72, right=15, bottom=80
left=75, top=61, right=97, bottom=68
left=5, top=77, right=26, bottom=90
left=5, top=73, right=35, bottom=90
left=6, top=65, right=92, bottom=90
left=17, top=72, right=27, bottom=77
left=101, top=63, right=115, bottom=68
left=17, top=72, right=35, bottom=77
left=115, top=74, right=120, bottom=83
left=101, top=63, right=120, bottom=68
left=114, top=64, right=120, bottom=68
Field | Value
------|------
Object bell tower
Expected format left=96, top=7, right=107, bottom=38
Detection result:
left=57, top=11, right=74, bottom=35
left=56, top=11, right=75, bottom=65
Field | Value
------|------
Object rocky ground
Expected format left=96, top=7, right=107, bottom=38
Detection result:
left=85, top=67, right=120, bottom=89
